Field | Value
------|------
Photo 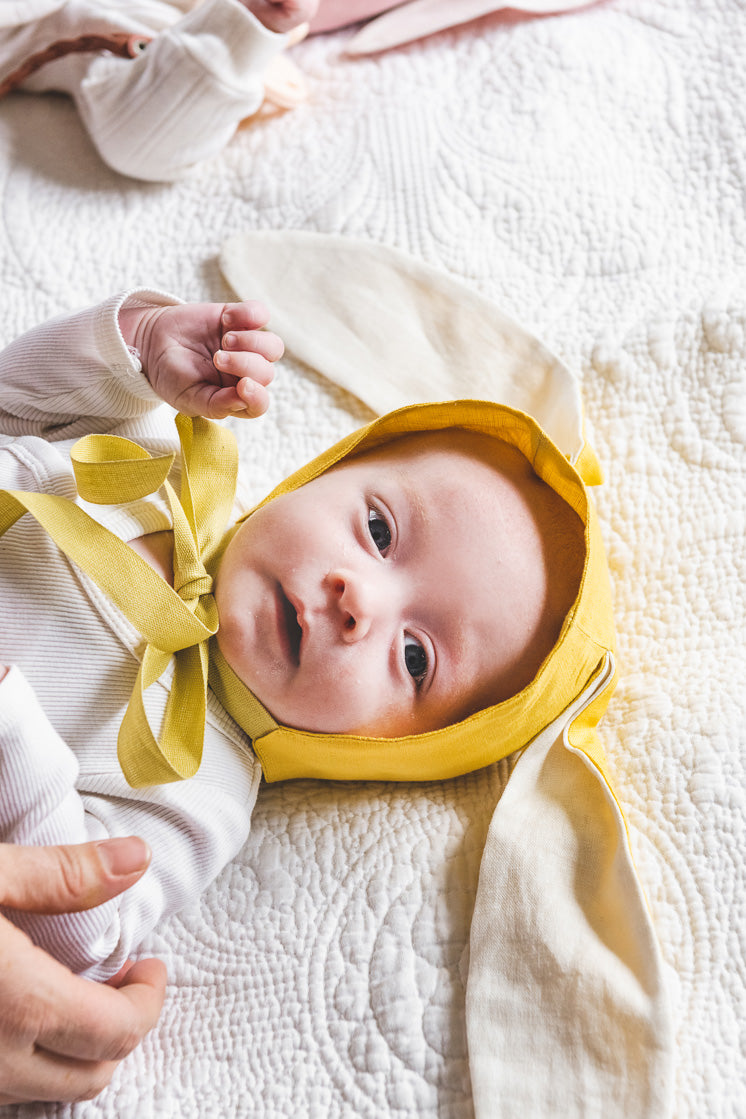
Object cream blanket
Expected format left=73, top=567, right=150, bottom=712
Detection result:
left=0, top=0, right=743, bottom=1115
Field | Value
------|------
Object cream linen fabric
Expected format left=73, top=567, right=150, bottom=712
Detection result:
left=220, top=230, right=674, bottom=1119
left=221, top=230, right=586, bottom=456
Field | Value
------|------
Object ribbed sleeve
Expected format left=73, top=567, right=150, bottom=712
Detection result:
left=0, top=288, right=179, bottom=438
left=0, top=666, right=126, bottom=974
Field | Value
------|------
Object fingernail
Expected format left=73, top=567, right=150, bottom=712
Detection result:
left=223, top=308, right=238, bottom=327
left=97, top=836, right=151, bottom=877
left=223, top=332, right=236, bottom=349
left=214, top=350, right=228, bottom=368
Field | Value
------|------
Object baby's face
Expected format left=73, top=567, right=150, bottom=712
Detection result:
left=215, top=431, right=561, bottom=738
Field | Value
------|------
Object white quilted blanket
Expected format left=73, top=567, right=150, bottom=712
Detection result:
left=0, top=0, right=744, bottom=1115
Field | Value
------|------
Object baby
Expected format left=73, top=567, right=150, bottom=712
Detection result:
left=0, top=289, right=593, bottom=978
left=215, top=429, right=584, bottom=739
left=0, top=0, right=318, bottom=181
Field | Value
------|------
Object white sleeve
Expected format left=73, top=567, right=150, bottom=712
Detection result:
left=0, top=288, right=181, bottom=439
left=0, top=669, right=260, bottom=981
left=0, top=0, right=287, bottom=181
left=0, top=666, right=125, bottom=975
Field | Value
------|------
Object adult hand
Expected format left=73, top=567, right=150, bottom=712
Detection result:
left=0, top=838, right=167, bottom=1105
left=119, top=299, right=284, bottom=420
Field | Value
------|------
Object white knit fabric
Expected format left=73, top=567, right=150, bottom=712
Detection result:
left=0, top=291, right=262, bottom=979
left=0, top=0, right=286, bottom=180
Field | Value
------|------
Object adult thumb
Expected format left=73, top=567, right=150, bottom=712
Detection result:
left=0, top=837, right=151, bottom=914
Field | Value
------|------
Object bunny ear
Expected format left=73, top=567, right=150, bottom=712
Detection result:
left=220, top=229, right=585, bottom=459
left=467, top=669, right=675, bottom=1119
left=221, top=229, right=673, bottom=1108
left=344, top=0, right=598, bottom=57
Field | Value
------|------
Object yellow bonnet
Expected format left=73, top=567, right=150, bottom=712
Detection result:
left=210, top=397, right=616, bottom=786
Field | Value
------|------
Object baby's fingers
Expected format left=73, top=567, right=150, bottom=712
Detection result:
left=214, top=348, right=275, bottom=387
left=221, top=300, right=271, bottom=333
left=222, top=328, right=284, bottom=363
left=209, top=380, right=270, bottom=419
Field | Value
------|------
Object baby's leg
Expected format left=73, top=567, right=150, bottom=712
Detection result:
left=0, top=667, right=128, bottom=977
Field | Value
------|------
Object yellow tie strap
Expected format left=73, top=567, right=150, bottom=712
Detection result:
left=0, top=414, right=237, bottom=787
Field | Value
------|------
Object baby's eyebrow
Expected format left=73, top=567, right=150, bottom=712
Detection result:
left=392, top=468, right=427, bottom=537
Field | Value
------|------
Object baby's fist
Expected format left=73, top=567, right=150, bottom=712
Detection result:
left=119, top=299, right=284, bottom=421
left=211, top=302, right=285, bottom=418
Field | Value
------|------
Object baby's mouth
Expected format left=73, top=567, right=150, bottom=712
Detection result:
left=280, top=588, right=303, bottom=664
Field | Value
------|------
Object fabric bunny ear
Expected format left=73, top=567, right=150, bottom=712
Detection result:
left=343, top=0, right=598, bottom=57
left=468, top=665, right=675, bottom=1118
left=220, top=229, right=587, bottom=462
left=220, top=229, right=674, bottom=1119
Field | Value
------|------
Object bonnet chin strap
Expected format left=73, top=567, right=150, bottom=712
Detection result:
left=0, top=414, right=236, bottom=788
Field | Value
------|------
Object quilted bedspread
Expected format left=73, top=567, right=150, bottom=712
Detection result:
left=0, top=0, right=744, bottom=1115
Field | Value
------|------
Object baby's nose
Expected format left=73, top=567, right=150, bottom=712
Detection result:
left=329, top=571, right=378, bottom=643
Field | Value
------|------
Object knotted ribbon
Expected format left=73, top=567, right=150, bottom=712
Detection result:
left=0, top=414, right=238, bottom=787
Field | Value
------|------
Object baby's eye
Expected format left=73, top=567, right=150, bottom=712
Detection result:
left=404, top=635, right=428, bottom=683
left=368, top=508, right=392, bottom=554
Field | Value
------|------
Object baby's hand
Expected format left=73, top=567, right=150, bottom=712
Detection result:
left=119, top=300, right=283, bottom=420
left=242, top=0, right=319, bottom=35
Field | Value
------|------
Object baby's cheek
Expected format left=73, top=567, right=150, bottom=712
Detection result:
left=287, top=664, right=371, bottom=734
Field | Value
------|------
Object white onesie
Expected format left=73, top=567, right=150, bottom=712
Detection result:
left=0, top=0, right=287, bottom=180
left=0, top=290, right=262, bottom=979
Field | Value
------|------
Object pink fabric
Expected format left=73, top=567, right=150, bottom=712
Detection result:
left=309, top=1, right=406, bottom=33
left=310, top=0, right=597, bottom=51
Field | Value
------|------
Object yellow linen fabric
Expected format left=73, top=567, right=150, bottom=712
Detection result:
left=0, top=413, right=237, bottom=787
left=224, top=399, right=618, bottom=789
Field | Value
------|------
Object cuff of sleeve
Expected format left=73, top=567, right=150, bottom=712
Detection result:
left=95, top=289, right=183, bottom=401
left=174, top=0, right=288, bottom=87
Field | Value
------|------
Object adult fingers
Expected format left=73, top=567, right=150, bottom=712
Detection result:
left=221, top=328, right=284, bottom=363
left=28, top=940, right=167, bottom=1062
left=0, top=838, right=152, bottom=914
left=0, top=1050, right=118, bottom=1106
left=0, top=913, right=164, bottom=1069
